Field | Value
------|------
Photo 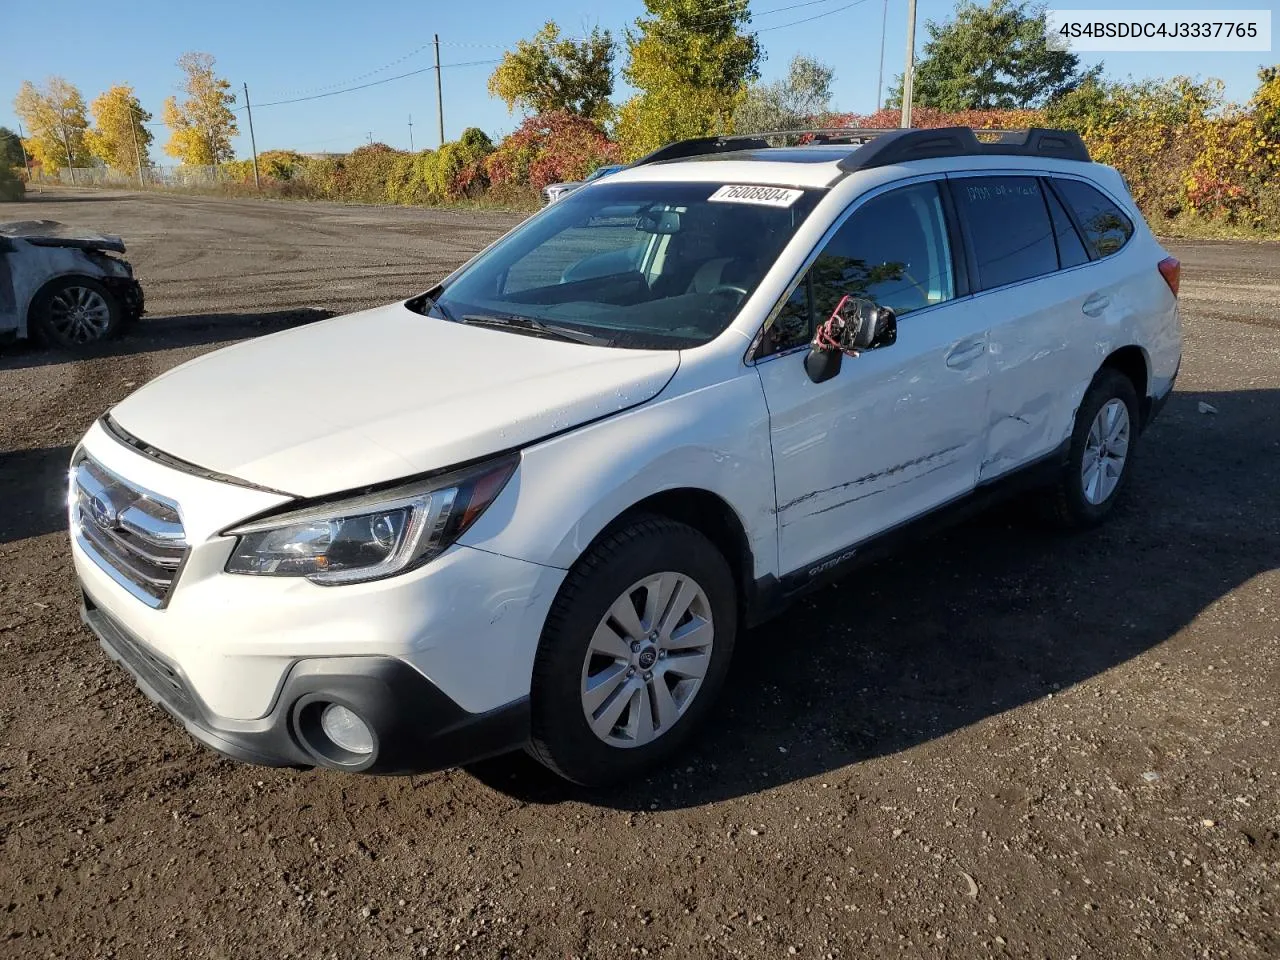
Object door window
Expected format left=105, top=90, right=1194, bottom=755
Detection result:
left=1051, top=178, right=1134, bottom=258
left=1044, top=182, right=1090, bottom=269
left=759, top=181, right=955, bottom=356
left=953, top=176, right=1058, bottom=290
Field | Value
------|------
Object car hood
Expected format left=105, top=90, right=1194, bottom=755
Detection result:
left=0, top=219, right=127, bottom=253
left=109, top=302, right=680, bottom=497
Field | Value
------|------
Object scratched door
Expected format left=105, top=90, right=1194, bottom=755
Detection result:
left=754, top=180, right=993, bottom=576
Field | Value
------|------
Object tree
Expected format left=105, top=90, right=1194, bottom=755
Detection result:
left=888, top=0, right=1100, bottom=111
left=488, top=22, right=615, bottom=123
left=162, top=52, right=238, bottom=165
left=0, top=126, right=24, bottom=173
left=86, top=85, right=153, bottom=173
left=735, top=55, right=835, bottom=133
left=1252, top=66, right=1280, bottom=147
left=616, top=0, right=762, bottom=158
left=13, top=77, right=91, bottom=170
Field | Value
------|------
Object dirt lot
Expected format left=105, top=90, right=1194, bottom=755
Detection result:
left=1, top=189, right=1276, bottom=959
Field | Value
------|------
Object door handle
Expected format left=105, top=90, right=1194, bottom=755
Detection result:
left=1082, top=293, right=1111, bottom=317
left=945, top=339, right=986, bottom=368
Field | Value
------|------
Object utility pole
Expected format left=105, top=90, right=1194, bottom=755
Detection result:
left=207, top=127, right=218, bottom=180
left=876, top=0, right=888, bottom=113
left=901, top=0, right=918, bottom=128
left=243, top=82, right=261, bottom=191
left=59, top=123, right=76, bottom=185
left=15, top=121, right=31, bottom=184
left=433, top=34, right=445, bottom=146
left=408, top=114, right=414, bottom=153
left=129, top=107, right=145, bottom=189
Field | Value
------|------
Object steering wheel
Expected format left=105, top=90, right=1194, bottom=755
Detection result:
left=708, top=283, right=749, bottom=300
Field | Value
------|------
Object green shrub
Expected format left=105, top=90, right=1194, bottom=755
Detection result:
left=0, top=164, right=24, bottom=201
left=487, top=111, right=620, bottom=194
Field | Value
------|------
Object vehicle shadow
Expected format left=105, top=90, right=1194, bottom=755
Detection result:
left=0, top=444, right=77, bottom=544
left=0, top=308, right=333, bottom=371
left=468, top=388, right=1280, bottom=808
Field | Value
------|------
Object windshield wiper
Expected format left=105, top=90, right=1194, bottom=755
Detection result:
left=460, top=313, right=610, bottom=346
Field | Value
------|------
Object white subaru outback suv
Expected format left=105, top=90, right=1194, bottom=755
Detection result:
left=69, top=128, right=1181, bottom=785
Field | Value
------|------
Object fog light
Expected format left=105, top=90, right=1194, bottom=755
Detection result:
left=319, top=704, right=373, bottom=755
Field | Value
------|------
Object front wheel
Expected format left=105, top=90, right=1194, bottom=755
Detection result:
left=1040, top=368, right=1140, bottom=528
left=31, top=276, right=123, bottom=348
left=528, top=516, right=737, bottom=786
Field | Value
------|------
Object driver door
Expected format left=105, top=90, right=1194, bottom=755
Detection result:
left=754, top=179, right=993, bottom=577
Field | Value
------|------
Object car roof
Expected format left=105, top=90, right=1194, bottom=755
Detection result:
left=604, top=128, right=1099, bottom=191
left=605, top=153, right=847, bottom=190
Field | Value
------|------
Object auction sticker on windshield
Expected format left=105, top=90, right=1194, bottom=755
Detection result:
left=709, top=185, right=805, bottom=208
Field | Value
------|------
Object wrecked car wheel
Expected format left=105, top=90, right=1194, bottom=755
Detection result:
left=32, top=276, right=123, bottom=348
left=527, top=516, right=737, bottom=786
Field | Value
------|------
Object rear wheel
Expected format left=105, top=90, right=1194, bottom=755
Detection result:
left=1040, top=368, right=1140, bottom=528
left=528, top=516, right=737, bottom=786
left=31, top=276, right=123, bottom=348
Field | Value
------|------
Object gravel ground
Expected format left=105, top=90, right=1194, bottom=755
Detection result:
left=0, top=189, right=1276, bottom=960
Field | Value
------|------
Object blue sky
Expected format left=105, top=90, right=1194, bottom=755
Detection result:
left=1, top=0, right=1275, bottom=161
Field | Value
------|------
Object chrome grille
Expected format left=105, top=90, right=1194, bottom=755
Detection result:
left=71, top=456, right=188, bottom=607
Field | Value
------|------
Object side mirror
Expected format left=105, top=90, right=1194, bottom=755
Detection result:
left=804, top=296, right=897, bottom=383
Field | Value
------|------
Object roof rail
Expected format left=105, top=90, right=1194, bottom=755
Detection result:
left=629, top=129, right=905, bottom=166
left=629, top=126, right=1091, bottom=170
left=837, top=127, right=1091, bottom=171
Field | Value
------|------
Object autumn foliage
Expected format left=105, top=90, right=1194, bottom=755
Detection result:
left=485, top=111, right=621, bottom=191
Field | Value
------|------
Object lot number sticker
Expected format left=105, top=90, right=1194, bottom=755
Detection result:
left=709, top=184, right=804, bottom=208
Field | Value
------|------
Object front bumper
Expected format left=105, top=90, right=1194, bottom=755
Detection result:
left=84, top=592, right=530, bottom=773
left=102, top=276, right=144, bottom=320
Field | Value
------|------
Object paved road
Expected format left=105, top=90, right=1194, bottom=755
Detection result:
left=1, top=190, right=1276, bottom=959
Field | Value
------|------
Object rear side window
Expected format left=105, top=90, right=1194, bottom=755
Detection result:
left=1052, top=178, right=1134, bottom=258
left=1044, top=183, right=1090, bottom=269
left=952, top=177, right=1058, bottom=290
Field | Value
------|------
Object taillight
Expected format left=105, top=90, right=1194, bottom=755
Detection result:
left=1158, top=256, right=1180, bottom=296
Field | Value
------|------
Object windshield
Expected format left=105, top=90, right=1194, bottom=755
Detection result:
left=424, top=181, right=824, bottom=349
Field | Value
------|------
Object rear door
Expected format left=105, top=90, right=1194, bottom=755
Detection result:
left=947, top=172, right=1099, bottom=480
left=949, top=173, right=1147, bottom=481
left=754, top=178, right=993, bottom=577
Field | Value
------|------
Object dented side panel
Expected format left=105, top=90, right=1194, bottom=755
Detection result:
left=757, top=295, right=993, bottom=577
left=978, top=263, right=1098, bottom=481
left=978, top=226, right=1174, bottom=483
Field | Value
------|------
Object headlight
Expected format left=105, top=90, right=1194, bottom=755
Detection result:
left=224, top=454, right=517, bottom=584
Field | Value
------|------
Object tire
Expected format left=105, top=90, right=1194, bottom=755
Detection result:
left=528, top=516, right=737, bottom=786
left=1041, top=368, right=1140, bottom=529
left=31, top=276, right=123, bottom=348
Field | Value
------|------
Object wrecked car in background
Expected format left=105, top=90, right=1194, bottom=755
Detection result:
left=541, top=163, right=627, bottom=205
left=0, top=220, right=144, bottom=348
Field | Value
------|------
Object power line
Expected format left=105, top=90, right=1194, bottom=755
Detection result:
left=757, top=0, right=869, bottom=32
left=247, top=59, right=501, bottom=109
left=265, top=40, right=436, bottom=100
left=753, top=0, right=852, bottom=20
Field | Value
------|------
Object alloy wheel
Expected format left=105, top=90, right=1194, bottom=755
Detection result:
left=1081, top=398, right=1130, bottom=505
left=48, top=285, right=112, bottom=344
left=579, top=571, right=714, bottom=748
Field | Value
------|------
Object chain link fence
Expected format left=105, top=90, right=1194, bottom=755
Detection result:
left=39, top=165, right=225, bottom=188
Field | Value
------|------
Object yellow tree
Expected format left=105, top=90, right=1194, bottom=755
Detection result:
left=86, top=85, right=153, bottom=173
left=162, top=52, right=238, bottom=165
left=616, top=0, right=760, bottom=158
left=488, top=22, right=615, bottom=123
left=13, top=77, right=92, bottom=171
